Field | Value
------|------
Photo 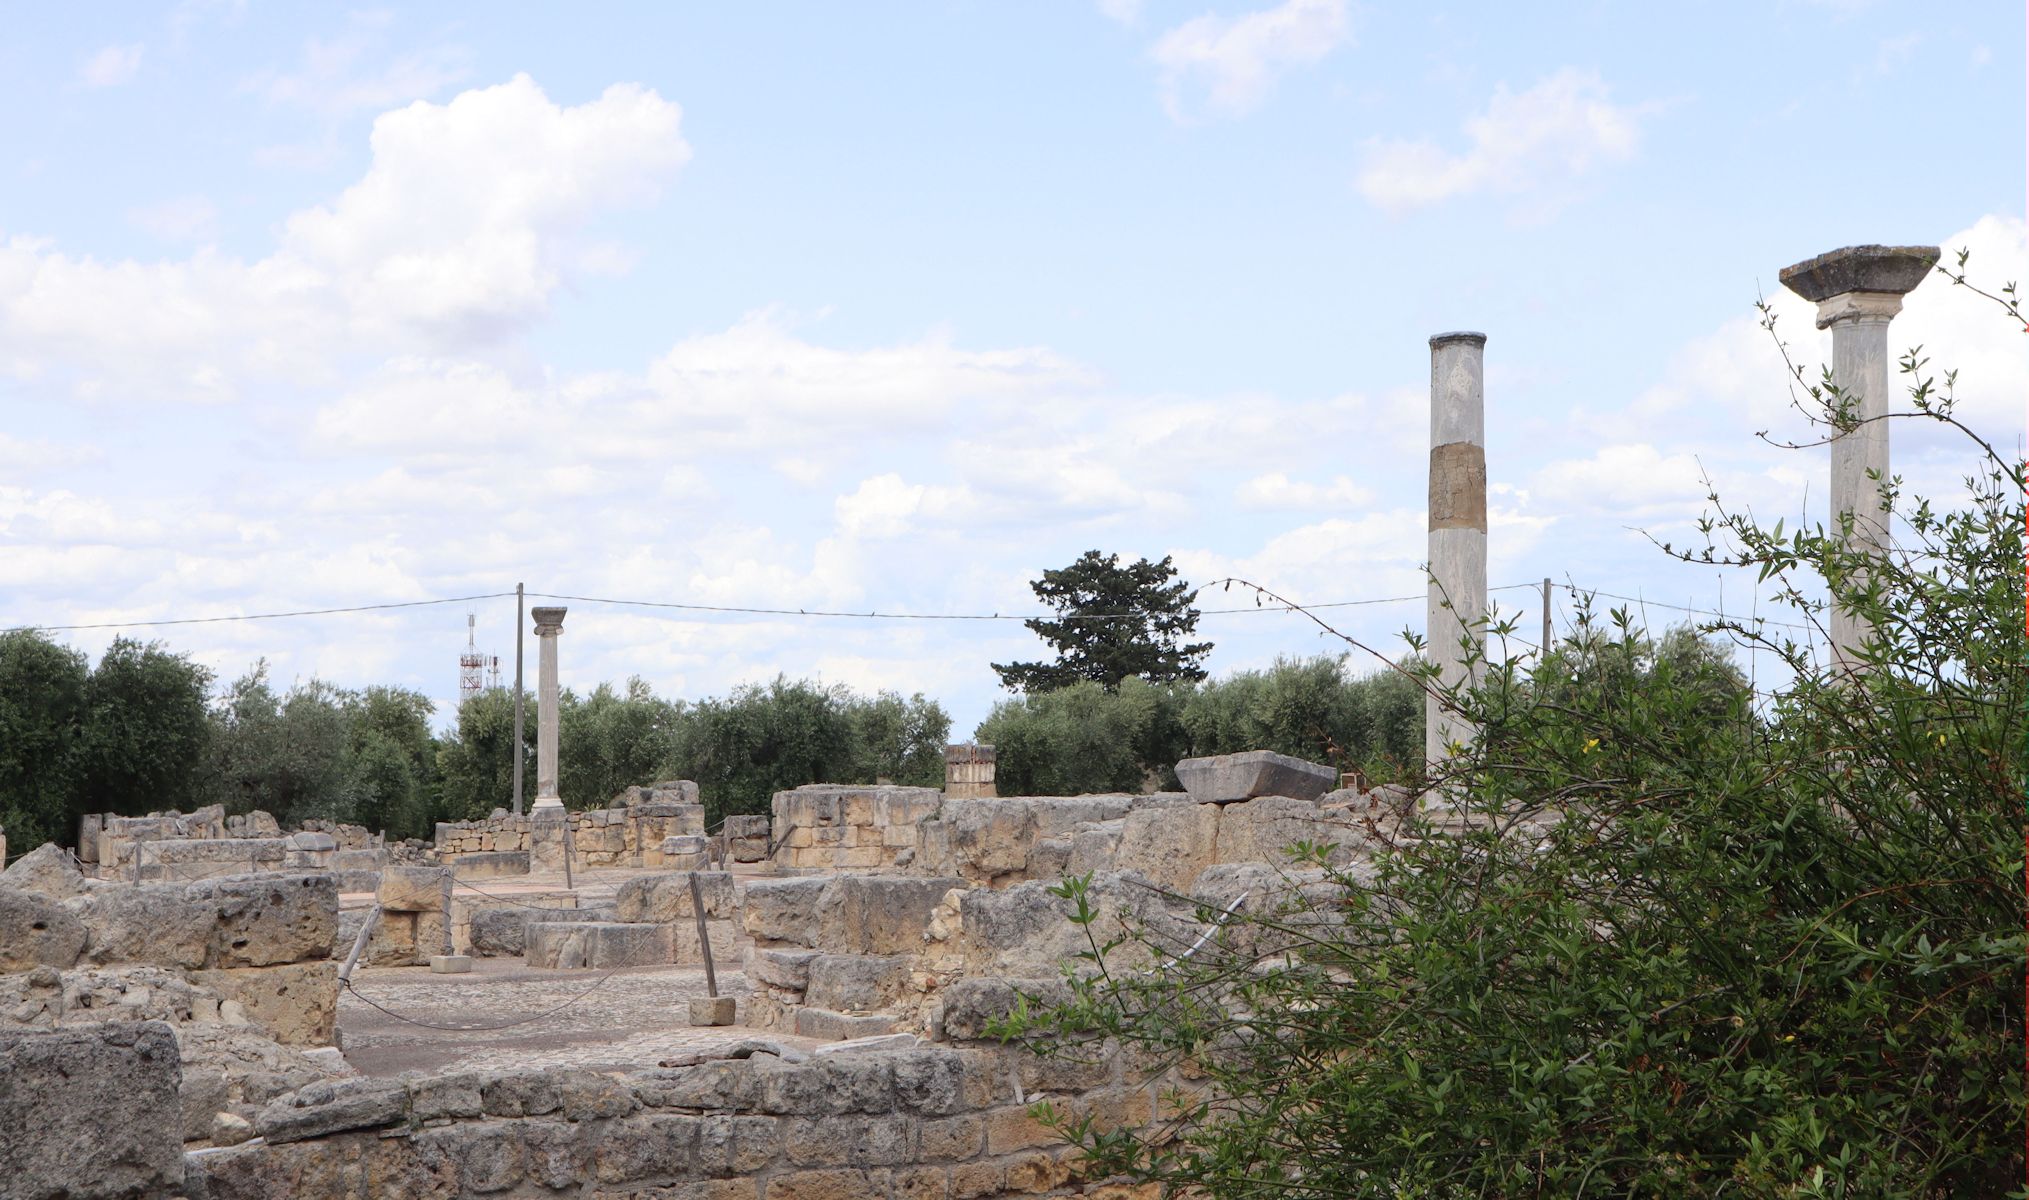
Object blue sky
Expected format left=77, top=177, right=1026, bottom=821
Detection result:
left=1, top=2, right=2021, bottom=738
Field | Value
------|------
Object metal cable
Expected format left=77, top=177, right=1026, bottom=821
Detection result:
left=339, top=971, right=620, bottom=1032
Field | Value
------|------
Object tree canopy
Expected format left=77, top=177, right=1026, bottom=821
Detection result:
left=991, top=550, right=1212, bottom=693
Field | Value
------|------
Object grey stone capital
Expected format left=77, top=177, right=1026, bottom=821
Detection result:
left=530, top=606, right=567, bottom=636
left=1779, top=244, right=1938, bottom=304
left=1809, top=290, right=1905, bottom=330
left=1428, top=331, right=1487, bottom=349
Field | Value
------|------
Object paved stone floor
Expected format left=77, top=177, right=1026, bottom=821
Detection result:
left=337, top=957, right=814, bottom=1077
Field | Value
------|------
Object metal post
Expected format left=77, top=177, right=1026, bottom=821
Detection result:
left=562, top=818, right=575, bottom=892
left=512, top=582, right=525, bottom=816
left=339, top=905, right=382, bottom=983
left=1542, top=578, right=1552, bottom=655
left=688, top=872, right=719, bottom=998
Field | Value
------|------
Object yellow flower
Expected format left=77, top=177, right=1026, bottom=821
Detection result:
left=1582, top=738, right=1600, bottom=754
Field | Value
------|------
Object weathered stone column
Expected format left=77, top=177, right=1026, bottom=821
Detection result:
left=529, top=606, right=568, bottom=812
left=1426, top=332, right=1488, bottom=768
left=1778, top=245, right=1936, bottom=667
left=944, top=744, right=997, bottom=799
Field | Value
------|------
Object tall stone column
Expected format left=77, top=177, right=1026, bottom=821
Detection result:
left=1426, top=332, right=1489, bottom=769
left=529, top=606, right=568, bottom=811
left=1778, top=245, right=1936, bottom=668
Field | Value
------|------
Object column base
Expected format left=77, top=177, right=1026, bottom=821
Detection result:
left=530, top=795, right=565, bottom=813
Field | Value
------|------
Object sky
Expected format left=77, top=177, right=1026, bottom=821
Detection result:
left=1, top=1, right=2022, bottom=738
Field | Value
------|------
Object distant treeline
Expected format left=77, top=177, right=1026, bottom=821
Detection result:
left=0, top=627, right=1440, bottom=852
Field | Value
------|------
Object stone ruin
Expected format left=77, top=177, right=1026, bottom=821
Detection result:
left=0, top=748, right=1424, bottom=1198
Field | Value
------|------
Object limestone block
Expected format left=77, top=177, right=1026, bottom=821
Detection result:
left=815, top=876, right=970, bottom=956
left=451, top=850, right=531, bottom=880
left=331, top=848, right=382, bottom=872
left=1114, top=801, right=1222, bottom=891
left=958, top=872, right=1195, bottom=977
left=255, top=1077, right=409, bottom=1143
left=1176, top=750, right=1335, bottom=805
left=285, top=831, right=337, bottom=852
left=1, top=843, right=88, bottom=899
left=377, top=864, right=450, bottom=913
left=69, top=884, right=212, bottom=970
left=0, top=1021, right=183, bottom=1199
left=937, top=977, right=1071, bottom=1042
left=0, top=887, right=86, bottom=972
left=186, top=873, right=338, bottom=967
left=744, top=877, right=828, bottom=946
left=794, top=1008, right=899, bottom=1041
left=803, top=955, right=913, bottom=1013
left=187, top=961, right=339, bottom=1047
left=690, top=996, right=737, bottom=1026
left=525, top=922, right=674, bottom=970
left=746, top=947, right=820, bottom=991
left=1213, top=794, right=1363, bottom=866
left=673, top=918, right=743, bottom=966
left=365, top=911, right=426, bottom=966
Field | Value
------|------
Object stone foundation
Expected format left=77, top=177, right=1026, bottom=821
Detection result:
left=435, top=794, right=706, bottom=872
left=185, top=1040, right=1182, bottom=1200
left=770, top=785, right=942, bottom=872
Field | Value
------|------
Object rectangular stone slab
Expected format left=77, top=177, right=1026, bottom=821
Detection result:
left=1174, top=750, right=1336, bottom=804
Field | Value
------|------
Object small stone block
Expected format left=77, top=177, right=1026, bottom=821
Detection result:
left=430, top=954, right=475, bottom=974
left=689, top=995, right=737, bottom=1026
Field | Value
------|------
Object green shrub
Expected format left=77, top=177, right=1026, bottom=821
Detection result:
left=1003, top=296, right=2024, bottom=1195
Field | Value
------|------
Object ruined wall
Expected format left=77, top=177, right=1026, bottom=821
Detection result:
left=770, top=784, right=942, bottom=872
left=186, top=1040, right=1177, bottom=1200
left=87, top=806, right=383, bottom=883
left=742, top=875, right=967, bottom=1039
left=0, top=855, right=342, bottom=1048
left=908, top=789, right=1408, bottom=892
left=435, top=794, right=705, bottom=872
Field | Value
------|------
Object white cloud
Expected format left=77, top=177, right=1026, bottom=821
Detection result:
left=1098, top=0, right=1144, bottom=24
left=80, top=44, right=143, bottom=88
left=835, top=474, right=979, bottom=539
left=129, top=195, right=219, bottom=242
left=1152, top=0, right=1349, bottom=122
left=0, top=76, right=690, bottom=400
left=1528, top=443, right=1709, bottom=518
left=243, top=14, right=470, bottom=117
left=1358, top=69, right=1645, bottom=217
left=1234, top=471, right=1374, bottom=511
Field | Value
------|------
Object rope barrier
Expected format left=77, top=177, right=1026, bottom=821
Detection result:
left=339, top=971, right=620, bottom=1033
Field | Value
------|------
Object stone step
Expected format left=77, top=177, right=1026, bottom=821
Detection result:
left=792, top=1007, right=901, bottom=1041
left=524, top=921, right=673, bottom=970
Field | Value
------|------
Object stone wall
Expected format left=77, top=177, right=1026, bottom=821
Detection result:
left=742, top=875, right=967, bottom=1040
left=908, top=788, right=1408, bottom=892
left=87, top=806, right=384, bottom=883
left=770, top=785, right=942, bottom=872
left=1, top=1021, right=186, bottom=1200
left=186, top=1039, right=1178, bottom=1200
left=435, top=793, right=705, bottom=872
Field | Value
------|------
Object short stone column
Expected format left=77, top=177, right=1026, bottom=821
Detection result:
left=1779, top=245, right=1937, bottom=668
left=1426, top=332, right=1489, bottom=768
left=529, top=606, right=568, bottom=812
left=943, top=744, right=997, bottom=799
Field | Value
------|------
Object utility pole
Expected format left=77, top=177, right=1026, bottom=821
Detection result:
left=1541, top=578, right=1552, bottom=656
left=512, top=582, right=525, bottom=816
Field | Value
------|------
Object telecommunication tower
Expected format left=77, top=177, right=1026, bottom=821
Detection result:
left=459, top=613, right=489, bottom=704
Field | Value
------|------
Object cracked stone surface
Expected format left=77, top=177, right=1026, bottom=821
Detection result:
left=337, top=957, right=817, bottom=1077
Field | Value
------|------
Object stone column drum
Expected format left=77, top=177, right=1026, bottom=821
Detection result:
left=1778, top=245, right=1936, bottom=669
left=530, top=606, right=568, bottom=812
left=1426, top=332, right=1488, bottom=768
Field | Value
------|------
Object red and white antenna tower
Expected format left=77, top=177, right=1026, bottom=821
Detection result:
left=459, top=613, right=488, bottom=704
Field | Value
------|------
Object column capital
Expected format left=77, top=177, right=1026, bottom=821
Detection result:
left=1808, top=290, right=1905, bottom=330
left=1779, top=244, right=1936, bottom=309
left=530, top=606, right=567, bottom=636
